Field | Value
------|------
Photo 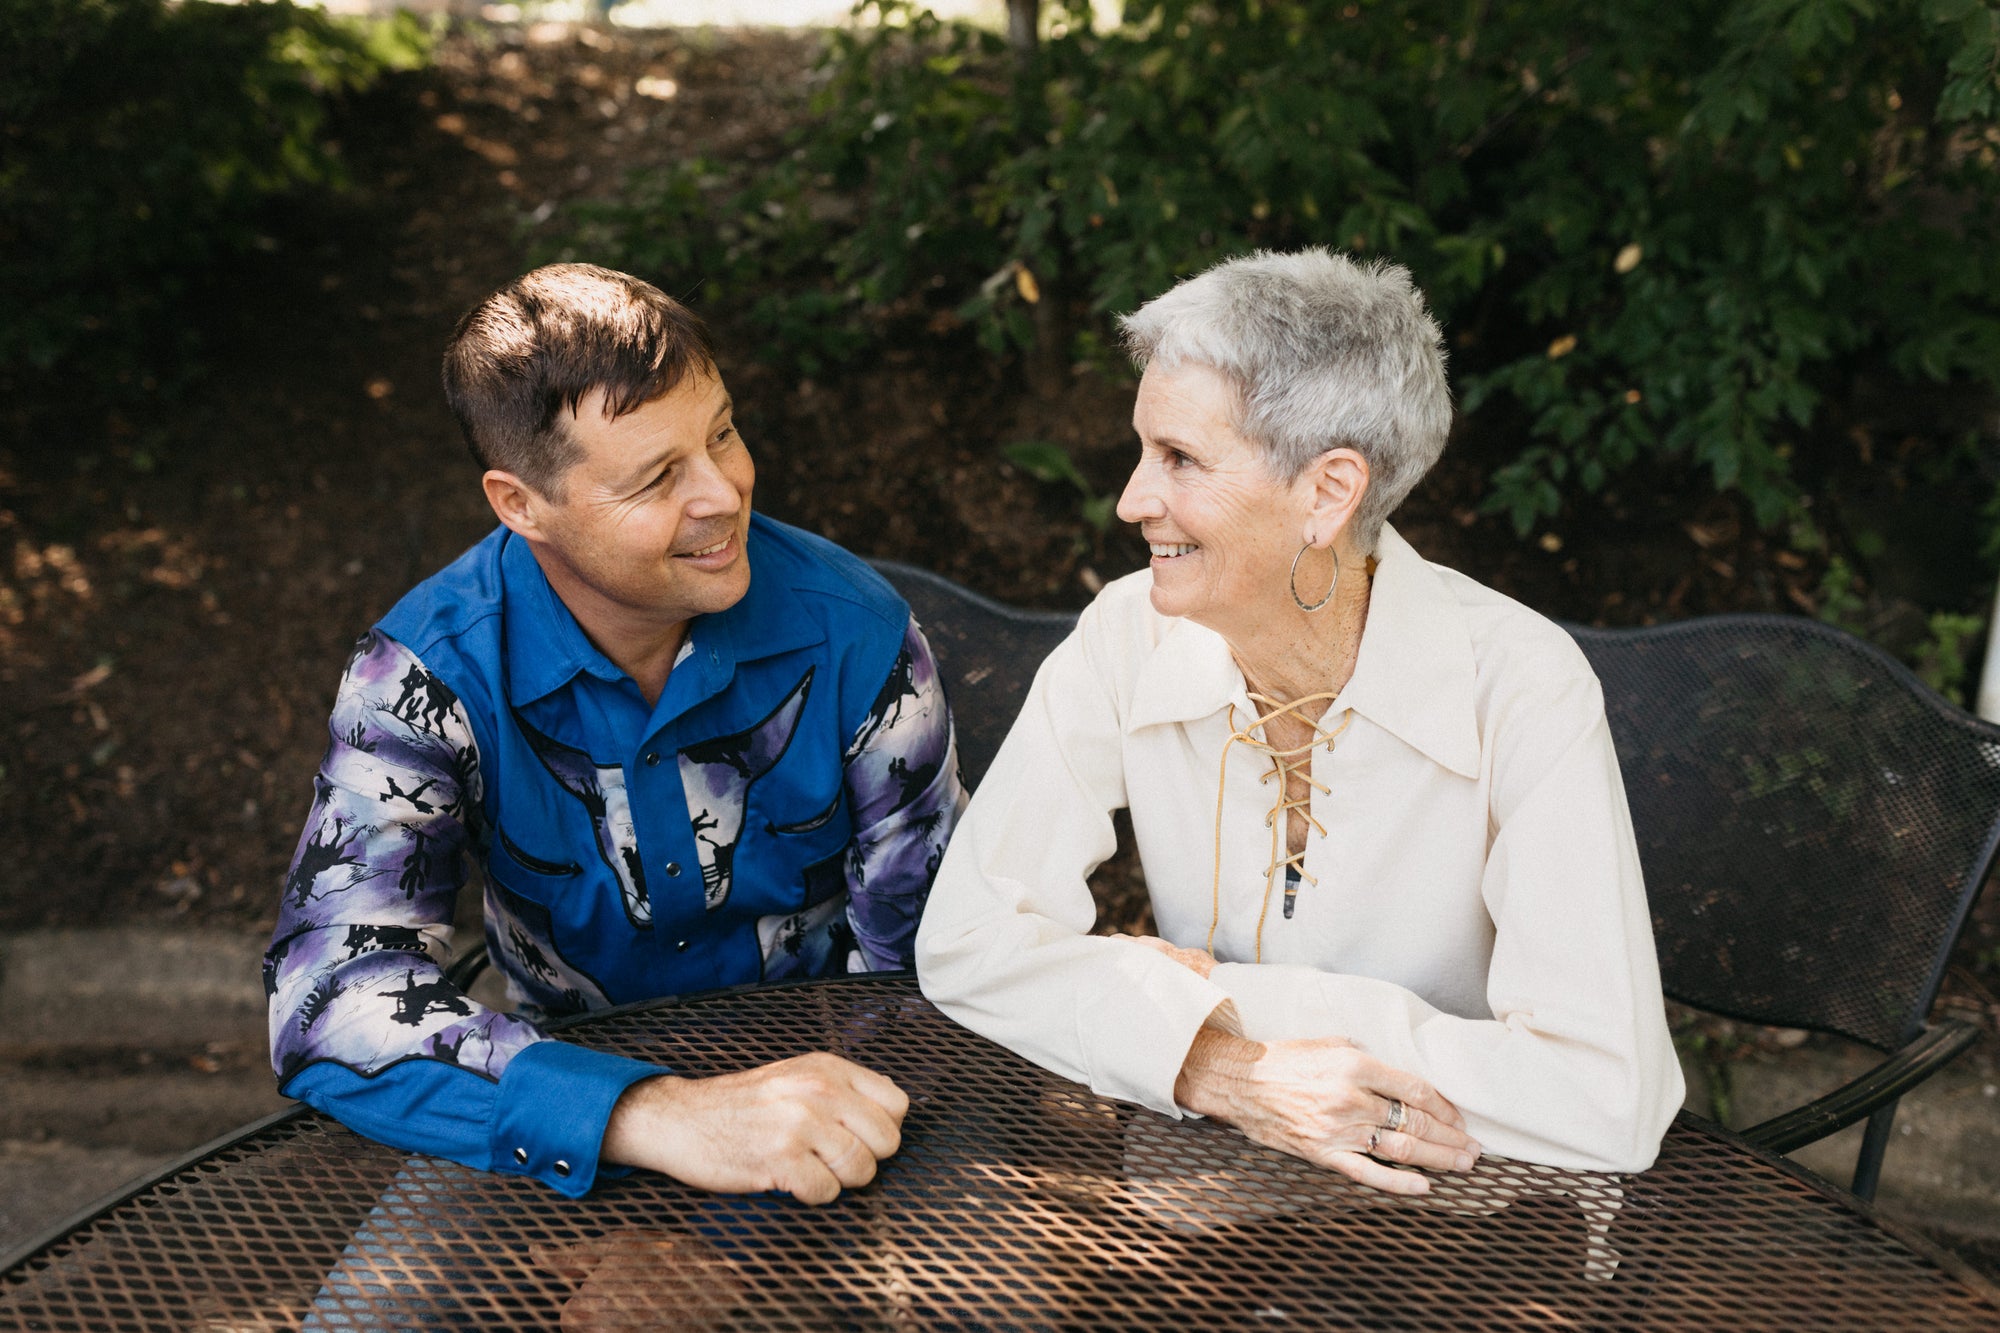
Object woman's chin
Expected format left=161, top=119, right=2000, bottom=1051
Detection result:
left=1146, top=578, right=1210, bottom=624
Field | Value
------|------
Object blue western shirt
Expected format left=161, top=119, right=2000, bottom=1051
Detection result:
left=264, top=514, right=963, bottom=1194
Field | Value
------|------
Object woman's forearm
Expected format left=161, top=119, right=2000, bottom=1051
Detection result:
left=1172, top=1025, right=1265, bottom=1120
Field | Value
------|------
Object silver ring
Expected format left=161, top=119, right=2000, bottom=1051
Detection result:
left=1366, top=1128, right=1380, bottom=1155
left=1384, top=1099, right=1405, bottom=1133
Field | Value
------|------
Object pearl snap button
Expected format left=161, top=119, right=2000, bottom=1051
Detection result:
left=665, top=862, right=682, bottom=877
left=675, top=939, right=690, bottom=952
left=553, top=1160, right=572, bottom=1177
left=644, top=752, right=662, bottom=766
left=513, top=1147, right=528, bottom=1165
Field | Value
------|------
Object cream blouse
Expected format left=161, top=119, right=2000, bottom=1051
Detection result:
left=915, top=524, right=1684, bottom=1173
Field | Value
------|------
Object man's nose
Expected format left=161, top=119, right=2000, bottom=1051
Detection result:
left=683, top=453, right=742, bottom=517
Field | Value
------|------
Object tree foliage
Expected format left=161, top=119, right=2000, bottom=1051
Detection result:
left=0, top=0, right=430, bottom=385
left=569, top=0, right=2000, bottom=534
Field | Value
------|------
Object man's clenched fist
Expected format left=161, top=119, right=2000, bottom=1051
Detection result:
left=601, top=1052, right=909, bottom=1204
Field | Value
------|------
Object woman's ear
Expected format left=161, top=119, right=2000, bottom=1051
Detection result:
left=1300, top=447, right=1369, bottom=549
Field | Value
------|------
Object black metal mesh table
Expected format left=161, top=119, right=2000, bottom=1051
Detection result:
left=4, top=976, right=1996, bottom=1330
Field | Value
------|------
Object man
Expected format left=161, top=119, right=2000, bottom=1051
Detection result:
left=265, top=264, right=963, bottom=1203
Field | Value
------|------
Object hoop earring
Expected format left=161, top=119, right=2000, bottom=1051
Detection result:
left=1289, top=542, right=1339, bottom=613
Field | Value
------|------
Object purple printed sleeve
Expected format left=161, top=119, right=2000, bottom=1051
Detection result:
left=264, top=632, right=547, bottom=1090
left=840, top=618, right=966, bottom=970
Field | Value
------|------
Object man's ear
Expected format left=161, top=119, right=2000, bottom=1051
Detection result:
left=482, top=470, right=545, bottom=541
left=1300, top=447, right=1370, bottom=549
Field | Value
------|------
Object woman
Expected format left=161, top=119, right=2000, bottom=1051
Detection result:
left=916, top=249, right=1683, bottom=1195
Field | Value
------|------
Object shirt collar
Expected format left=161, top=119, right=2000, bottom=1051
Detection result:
left=502, top=515, right=826, bottom=710
left=1128, top=523, right=1482, bottom=779
left=503, top=531, right=626, bottom=706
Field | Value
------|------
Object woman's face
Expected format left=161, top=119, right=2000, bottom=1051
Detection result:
left=1117, top=361, right=1306, bottom=634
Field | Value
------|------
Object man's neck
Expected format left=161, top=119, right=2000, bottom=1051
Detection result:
left=531, top=550, right=691, bottom=709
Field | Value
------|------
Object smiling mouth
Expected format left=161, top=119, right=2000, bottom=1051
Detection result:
left=676, top=537, right=732, bottom=559
left=1149, top=542, right=1198, bottom=559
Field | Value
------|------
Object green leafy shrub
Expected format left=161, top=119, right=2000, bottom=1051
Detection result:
left=1002, top=439, right=1118, bottom=530
left=1914, top=609, right=1987, bottom=703
left=0, top=0, right=429, bottom=387
left=572, top=0, right=2000, bottom=535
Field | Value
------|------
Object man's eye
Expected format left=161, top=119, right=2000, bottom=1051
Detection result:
left=642, top=467, right=672, bottom=491
left=1164, top=449, right=1191, bottom=469
left=713, top=424, right=737, bottom=446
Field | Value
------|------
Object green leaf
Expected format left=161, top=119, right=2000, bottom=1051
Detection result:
left=1003, top=440, right=1089, bottom=491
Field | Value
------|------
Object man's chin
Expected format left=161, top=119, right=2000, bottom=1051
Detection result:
left=682, top=557, right=752, bottom=617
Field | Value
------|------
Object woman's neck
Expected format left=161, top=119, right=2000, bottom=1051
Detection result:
left=1226, top=550, right=1375, bottom=718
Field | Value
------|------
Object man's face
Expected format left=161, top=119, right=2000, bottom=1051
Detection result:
left=521, top=367, right=756, bottom=630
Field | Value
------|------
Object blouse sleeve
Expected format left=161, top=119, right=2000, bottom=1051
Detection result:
left=915, top=601, right=1238, bottom=1116
left=1207, top=670, right=1684, bottom=1173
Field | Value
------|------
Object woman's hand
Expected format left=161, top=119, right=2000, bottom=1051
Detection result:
left=1116, top=933, right=1217, bottom=980
left=1174, top=1027, right=1480, bottom=1195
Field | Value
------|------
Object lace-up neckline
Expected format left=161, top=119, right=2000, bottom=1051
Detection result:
left=1208, top=691, right=1354, bottom=962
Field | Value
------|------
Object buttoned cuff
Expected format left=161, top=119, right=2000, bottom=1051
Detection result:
left=490, top=1040, right=668, bottom=1198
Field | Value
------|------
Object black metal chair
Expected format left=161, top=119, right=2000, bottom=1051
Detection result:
left=1572, top=615, right=2000, bottom=1198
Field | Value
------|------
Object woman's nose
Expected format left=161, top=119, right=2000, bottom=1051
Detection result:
left=1116, top=461, right=1160, bottom=525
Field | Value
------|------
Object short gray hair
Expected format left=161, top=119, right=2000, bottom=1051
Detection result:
left=1118, top=248, right=1451, bottom=554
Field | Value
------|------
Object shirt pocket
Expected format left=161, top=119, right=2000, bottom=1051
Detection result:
left=486, top=824, right=583, bottom=905
left=760, top=788, right=855, bottom=911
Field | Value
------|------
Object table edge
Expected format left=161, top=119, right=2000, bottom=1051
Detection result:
left=0, top=1102, right=314, bottom=1277
left=0, top=971, right=921, bottom=1279
left=5, top=972, right=1993, bottom=1314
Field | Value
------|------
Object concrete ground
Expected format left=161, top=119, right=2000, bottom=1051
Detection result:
left=2, top=928, right=1996, bottom=1283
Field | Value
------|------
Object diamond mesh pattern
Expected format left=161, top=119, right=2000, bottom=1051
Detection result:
left=5, top=978, right=1995, bottom=1330
left=1573, top=616, right=2000, bottom=1050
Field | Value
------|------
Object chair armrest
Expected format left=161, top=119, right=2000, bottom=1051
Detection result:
left=443, top=941, right=491, bottom=991
left=1739, top=1020, right=1981, bottom=1155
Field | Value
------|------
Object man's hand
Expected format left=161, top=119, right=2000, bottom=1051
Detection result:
left=601, top=1052, right=908, bottom=1204
left=1174, top=1028, right=1480, bottom=1196
left=1115, top=933, right=1218, bottom=980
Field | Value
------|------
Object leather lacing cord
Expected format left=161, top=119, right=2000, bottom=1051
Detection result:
left=1208, top=691, right=1353, bottom=962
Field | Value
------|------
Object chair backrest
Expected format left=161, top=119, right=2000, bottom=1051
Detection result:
left=871, top=560, right=1079, bottom=790
left=1571, top=614, right=2000, bottom=1051
left=874, top=560, right=2000, bottom=1053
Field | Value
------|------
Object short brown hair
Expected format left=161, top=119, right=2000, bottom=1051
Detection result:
left=441, top=263, right=714, bottom=497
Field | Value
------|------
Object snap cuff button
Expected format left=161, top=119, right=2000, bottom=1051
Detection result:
left=675, top=939, right=690, bottom=952
left=665, top=862, right=682, bottom=877
left=553, top=1160, right=572, bottom=1177
left=644, top=752, right=662, bottom=767
left=513, top=1147, right=528, bottom=1165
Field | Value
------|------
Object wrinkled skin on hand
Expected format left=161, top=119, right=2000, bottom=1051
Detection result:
left=602, top=1051, right=909, bottom=1205
left=1128, top=929, right=1481, bottom=1194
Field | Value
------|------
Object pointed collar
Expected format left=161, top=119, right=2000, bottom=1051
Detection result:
left=502, top=513, right=826, bottom=710
left=1128, top=523, right=1482, bottom=779
left=503, top=531, right=627, bottom=706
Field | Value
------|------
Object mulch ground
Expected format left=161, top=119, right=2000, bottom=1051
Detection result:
left=1, top=23, right=1994, bottom=1039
